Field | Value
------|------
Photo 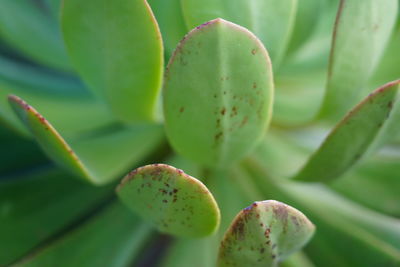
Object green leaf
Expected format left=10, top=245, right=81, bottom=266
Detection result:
left=164, top=19, right=273, bottom=168
left=0, top=0, right=71, bottom=71
left=61, top=0, right=163, bottom=122
left=218, top=200, right=315, bottom=267
left=320, top=0, right=398, bottom=120
left=0, top=168, right=111, bottom=265
left=294, top=80, right=400, bottom=182
left=148, top=0, right=188, bottom=59
left=8, top=95, right=164, bottom=185
left=180, top=0, right=297, bottom=65
left=17, top=202, right=152, bottom=267
left=116, top=164, right=220, bottom=238
left=243, top=159, right=400, bottom=267
left=332, top=154, right=400, bottom=217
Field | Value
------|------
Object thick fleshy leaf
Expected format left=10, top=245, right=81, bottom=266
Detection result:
left=16, top=202, right=152, bottom=267
left=294, top=80, right=400, bottom=182
left=0, top=168, right=111, bottom=265
left=244, top=159, right=400, bottom=267
left=218, top=200, right=315, bottom=267
left=180, top=0, right=297, bottom=65
left=8, top=95, right=164, bottom=185
left=320, top=0, right=398, bottom=120
left=0, top=0, right=71, bottom=71
left=164, top=19, right=273, bottom=168
left=116, top=164, right=220, bottom=238
left=0, top=55, right=115, bottom=138
left=62, top=0, right=163, bottom=122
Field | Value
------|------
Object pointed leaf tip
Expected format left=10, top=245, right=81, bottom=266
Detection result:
left=218, top=200, right=315, bottom=267
left=116, top=164, right=221, bottom=238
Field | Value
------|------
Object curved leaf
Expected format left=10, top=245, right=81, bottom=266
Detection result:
left=218, top=200, right=315, bottom=267
left=180, top=0, right=297, bottom=65
left=320, top=0, right=398, bottom=120
left=164, top=19, right=273, bottom=168
left=116, top=164, right=220, bottom=238
left=294, top=80, right=400, bottom=182
left=8, top=95, right=164, bottom=185
left=61, top=0, right=163, bottom=122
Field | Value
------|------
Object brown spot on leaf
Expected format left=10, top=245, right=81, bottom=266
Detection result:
left=179, top=107, right=185, bottom=113
left=221, top=108, right=226, bottom=115
left=251, top=48, right=257, bottom=55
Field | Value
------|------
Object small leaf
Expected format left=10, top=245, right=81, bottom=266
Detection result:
left=164, top=19, right=273, bottom=168
left=218, top=200, right=315, bottom=267
left=8, top=95, right=164, bottom=185
left=294, top=80, right=400, bottom=182
left=61, top=0, right=163, bottom=122
left=320, top=0, right=398, bottom=120
left=116, top=164, right=220, bottom=238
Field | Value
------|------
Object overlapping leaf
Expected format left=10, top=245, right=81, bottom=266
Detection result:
left=117, top=164, right=220, bottom=238
left=8, top=96, right=164, bottom=185
left=62, top=0, right=164, bottom=122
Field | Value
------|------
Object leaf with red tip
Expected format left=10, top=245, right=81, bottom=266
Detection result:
left=116, top=164, right=220, bottom=238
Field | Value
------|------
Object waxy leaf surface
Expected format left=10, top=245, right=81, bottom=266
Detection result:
left=62, top=0, right=163, bottom=122
left=294, top=80, right=400, bottom=182
left=117, top=164, right=220, bottom=238
left=320, top=0, right=398, bottom=120
left=164, top=19, right=273, bottom=168
left=8, top=96, right=164, bottom=185
left=218, top=200, right=315, bottom=267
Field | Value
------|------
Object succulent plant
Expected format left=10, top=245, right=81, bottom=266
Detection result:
left=1, top=0, right=399, bottom=266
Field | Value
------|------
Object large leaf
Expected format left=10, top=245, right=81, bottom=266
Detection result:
left=0, top=0, right=71, bottom=71
left=218, top=200, right=315, bottom=267
left=0, top=168, right=111, bottom=265
left=164, top=19, right=273, bottom=168
left=320, top=0, right=398, bottom=120
left=17, top=202, right=152, bottom=267
left=294, top=80, right=400, bottom=182
left=61, top=0, right=163, bottom=122
left=117, top=164, right=220, bottom=238
left=8, top=95, right=165, bottom=185
left=180, top=0, right=297, bottom=65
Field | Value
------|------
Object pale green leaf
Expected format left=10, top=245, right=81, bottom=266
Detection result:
left=61, top=0, right=163, bottom=122
left=116, top=164, right=220, bottom=238
left=320, top=0, right=398, bottom=120
left=218, top=200, right=315, bottom=267
left=164, top=19, right=273, bottom=168
left=294, top=80, right=400, bottom=182
left=8, top=95, right=164, bottom=185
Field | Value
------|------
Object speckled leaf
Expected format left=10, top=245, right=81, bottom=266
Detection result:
left=180, top=0, right=297, bottom=65
left=61, top=0, right=163, bottom=122
left=164, top=19, right=273, bottom=168
left=116, top=164, right=220, bottom=238
left=8, top=95, right=164, bottom=185
left=320, top=0, right=398, bottom=120
left=294, top=80, right=400, bottom=182
left=218, top=200, right=315, bottom=267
